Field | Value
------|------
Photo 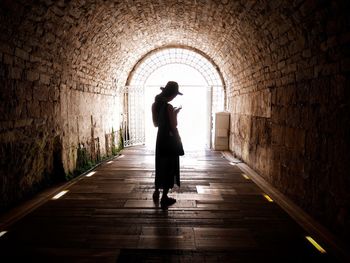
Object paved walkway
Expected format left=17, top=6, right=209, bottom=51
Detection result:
left=0, top=146, right=339, bottom=262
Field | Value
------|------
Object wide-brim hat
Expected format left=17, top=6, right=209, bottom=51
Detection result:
left=160, top=81, right=183, bottom=96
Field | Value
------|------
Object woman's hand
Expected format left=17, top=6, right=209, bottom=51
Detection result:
left=174, top=106, right=182, bottom=114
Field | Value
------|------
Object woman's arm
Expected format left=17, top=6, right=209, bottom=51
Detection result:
left=151, top=102, right=158, bottom=127
left=167, top=104, right=178, bottom=134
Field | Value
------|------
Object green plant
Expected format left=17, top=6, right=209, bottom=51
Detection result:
left=118, top=126, right=124, bottom=151
left=74, top=144, right=95, bottom=176
left=111, top=127, right=124, bottom=155
left=111, top=127, right=117, bottom=155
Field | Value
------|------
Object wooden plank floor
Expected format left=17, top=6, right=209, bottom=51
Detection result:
left=0, top=146, right=340, bottom=262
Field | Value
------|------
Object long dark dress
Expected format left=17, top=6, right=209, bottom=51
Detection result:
left=153, top=96, right=180, bottom=189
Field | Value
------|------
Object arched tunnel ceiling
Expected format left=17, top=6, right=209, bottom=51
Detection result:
left=5, top=0, right=309, bottom=89
left=64, top=0, right=287, bottom=88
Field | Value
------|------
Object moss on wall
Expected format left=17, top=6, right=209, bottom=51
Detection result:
left=65, top=127, right=124, bottom=180
left=0, top=133, right=65, bottom=212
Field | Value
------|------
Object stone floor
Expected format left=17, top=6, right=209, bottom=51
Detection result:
left=0, top=146, right=340, bottom=262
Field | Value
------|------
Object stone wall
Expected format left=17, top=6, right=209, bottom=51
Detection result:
left=1, top=1, right=60, bottom=210
left=60, top=84, right=122, bottom=174
left=227, top=0, right=350, bottom=242
left=0, top=1, right=123, bottom=211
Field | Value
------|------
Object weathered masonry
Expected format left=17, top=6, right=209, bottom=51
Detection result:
left=0, top=0, right=349, bottom=249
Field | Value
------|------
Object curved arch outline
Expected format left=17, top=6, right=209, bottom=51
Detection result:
left=142, top=62, right=214, bottom=87
left=126, top=44, right=226, bottom=93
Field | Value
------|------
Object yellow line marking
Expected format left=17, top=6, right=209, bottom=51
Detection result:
left=242, top=173, right=250, bottom=180
left=263, top=194, right=273, bottom=202
left=305, top=236, right=327, bottom=253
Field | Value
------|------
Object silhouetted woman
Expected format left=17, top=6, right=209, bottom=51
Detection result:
left=151, top=81, right=184, bottom=208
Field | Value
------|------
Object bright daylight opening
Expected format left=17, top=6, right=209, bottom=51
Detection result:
left=144, top=64, right=209, bottom=150
left=127, top=47, right=224, bottom=150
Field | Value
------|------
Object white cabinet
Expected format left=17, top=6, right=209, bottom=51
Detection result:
left=214, top=112, right=230, bottom=150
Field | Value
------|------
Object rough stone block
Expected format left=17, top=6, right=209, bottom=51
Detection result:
left=15, top=83, right=27, bottom=102
left=39, top=74, right=50, bottom=85
left=14, top=57, right=26, bottom=68
left=24, top=85, right=33, bottom=101
left=277, top=60, right=286, bottom=70
left=255, top=145, right=271, bottom=176
left=48, top=87, right=60, bottom=102
left=40, top=101, right=54, bottom=118
left=26, top=100, right=41, bottom=118
left=26, top=70, right=39, bottom=81
left=33, top=85, right=49, bottom=101
left=3, top=53, right=13, bottom=65
left=285, top=127, right=305, bottom=153
left=14, top=118, right=33, bottom=128
left=50, top=5, right=64, bottom=17
left=44, top=32, right=56, bottom=44
left=302, top=49, right=311, bottom=58
left=0, top=43, right=12, bottom=54
left=281, top=73, right=295, bottom=86
left=295, top=67, right=313, bottom=81
left=0, top=121, right=14, bottom=131
left=15, top=47, right=29, bottom=61
left=9, top=67, right=22, bottom=79
left=271, top=124, right=285, bottom=146
left=29, top=55, right=41, bottom=63
left=285, top=106, right=299, bottom=127
left=319, top=63, right=339, bottom=76
left=69, top=8, right=81, bottom=19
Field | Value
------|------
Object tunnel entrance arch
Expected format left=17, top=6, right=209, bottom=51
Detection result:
left=123, top=46, right=225, bottom=149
